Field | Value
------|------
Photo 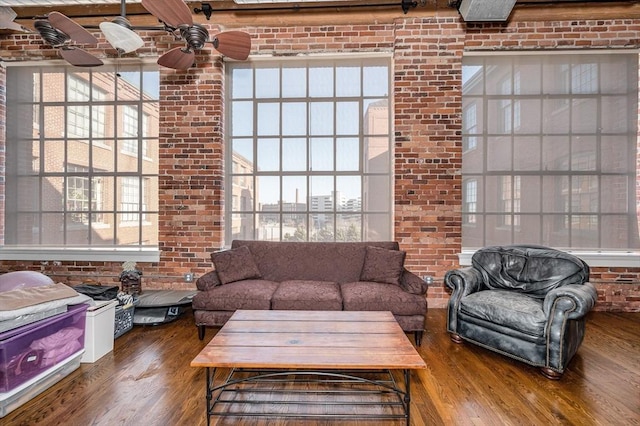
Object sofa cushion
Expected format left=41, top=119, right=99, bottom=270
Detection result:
left=341, top=281, right=426, bottom=316
left=359, top=246, right=406, bottom=286
left=459, top=290, right=546, bottom=337
left=211, top=245, right=262, bottom=285
left=471, top=245, right=589, bottom=298
left=191, top=279, right=278, bottom=311
left=272, top=280, right=343, bottom=311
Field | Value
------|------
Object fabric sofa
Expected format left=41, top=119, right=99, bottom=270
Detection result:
left=445, top=245, right=597, bottom=379
left=192, top=240, right=428, bottom=344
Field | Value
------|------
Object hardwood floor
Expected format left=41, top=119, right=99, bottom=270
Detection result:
left=3, top=308, right=639, bottom=425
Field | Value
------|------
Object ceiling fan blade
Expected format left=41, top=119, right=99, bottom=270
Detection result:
left=212, top=31, right=251, bottom=61
left=48, top=11, right=98, bottom=45
left=0, top=6, right=25, bottom=32
left=60, top=47, right=104, bottom=67
left=141, top=0, right=193, bottom=28
left=100, top=21, right=144, bottom=54
left=157, top=46, right=195, bottom=70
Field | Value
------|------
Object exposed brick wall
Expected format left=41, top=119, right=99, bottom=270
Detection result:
left=0, top=16, right=638, bottom=311
left=393, top=17, right=465, bottom=308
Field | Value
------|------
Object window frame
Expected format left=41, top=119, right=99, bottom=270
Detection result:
left=224, top=54, right=394, bottom=245
left=1, top=59, right=160, bottom=262
left=460, top=50, right=640, bottom=267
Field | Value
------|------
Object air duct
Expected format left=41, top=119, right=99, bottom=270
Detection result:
left=457, top=0, right=517, bottom=22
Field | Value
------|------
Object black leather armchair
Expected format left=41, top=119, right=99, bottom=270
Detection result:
left=445, top=245, right=597, bottom=379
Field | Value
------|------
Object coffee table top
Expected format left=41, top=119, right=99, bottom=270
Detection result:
left=191, top=310, right=426, bottom=370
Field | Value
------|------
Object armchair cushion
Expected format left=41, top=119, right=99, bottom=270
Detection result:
left=471, top=245, right=589, bottom=298
left=211, top=245, right=262, bottom=285
left=460, top=290, right=546, bottom=338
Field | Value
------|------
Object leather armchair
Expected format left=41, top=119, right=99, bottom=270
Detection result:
left=445, top=245, right=597, bottom=379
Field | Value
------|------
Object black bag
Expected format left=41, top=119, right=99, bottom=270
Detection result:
left=73, top=284, right=119, bottom=301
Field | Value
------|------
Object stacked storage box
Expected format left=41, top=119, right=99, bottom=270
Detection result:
left=82, top=300, right=117, bottom=363
left=0, top=303, right=88, bottom=417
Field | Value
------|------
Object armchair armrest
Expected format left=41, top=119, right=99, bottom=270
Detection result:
left=543, top=282, right=597, bottom=372
left=444, top=267, right=485, bottom=296
left=444, top=267, right=485, bottom=334
left=543, top=282, right=597, bottom=319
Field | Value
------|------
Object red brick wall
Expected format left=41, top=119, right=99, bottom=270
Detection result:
left=0, top=16, right=638, bottom=311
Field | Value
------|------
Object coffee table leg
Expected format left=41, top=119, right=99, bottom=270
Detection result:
left=404, top=369, right=411, bottom=426
left=205, top=367, right=213, bottom=426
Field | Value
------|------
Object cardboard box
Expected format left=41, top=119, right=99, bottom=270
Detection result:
left=81, top=300, right=117, bottom=363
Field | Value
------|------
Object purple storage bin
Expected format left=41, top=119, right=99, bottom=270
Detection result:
left=0, top=303, right=88, bottom=393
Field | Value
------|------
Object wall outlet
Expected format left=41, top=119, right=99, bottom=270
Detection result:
left=184, top=272, right=194, bottom=283
left=422, top=275, right=435, bottom=285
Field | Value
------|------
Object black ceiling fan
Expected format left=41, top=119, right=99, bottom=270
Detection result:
left=141, top=0, right=252, bottom=70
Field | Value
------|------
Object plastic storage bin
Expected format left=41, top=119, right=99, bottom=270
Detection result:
left=0, top=303, right=87, bottom=393
left=81, top=300, right=117, bottom=363
left=0, top=350, right=83, bottom=418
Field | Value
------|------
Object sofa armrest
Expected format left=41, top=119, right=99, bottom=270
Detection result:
left=543, top=282, right=597, bottom=319
left=400, top=269, right=428, bottom=295
left=196, top=270, right=221, bottom=291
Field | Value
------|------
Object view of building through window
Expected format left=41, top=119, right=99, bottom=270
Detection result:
left=4, top=63, right=160, bottom=250
left=227, top=57, right=392, bottom=242
left=462, top=53, right=640, bottom=251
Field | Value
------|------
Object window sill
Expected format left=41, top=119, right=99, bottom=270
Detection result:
left=459, top=249, right=640, bottom=268
left=0, top=247, right=160, bottom=262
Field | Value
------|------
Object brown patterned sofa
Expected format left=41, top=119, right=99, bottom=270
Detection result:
left=193, top=240, right=428, bottom=344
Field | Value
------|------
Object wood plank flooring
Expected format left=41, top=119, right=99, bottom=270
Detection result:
left=3, top=308, right=639, bottom=425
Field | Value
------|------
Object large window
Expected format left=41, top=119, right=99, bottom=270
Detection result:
left=226, top=57, right=392, bottom=242
left=462, top=53, right=639, bottom=257
left=3, top=63, right=160, bottom=260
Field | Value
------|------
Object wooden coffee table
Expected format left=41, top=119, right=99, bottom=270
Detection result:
left=191, top=310, right=426, bottom=425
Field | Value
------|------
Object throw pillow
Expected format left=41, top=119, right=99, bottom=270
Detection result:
left=211, top=245, right=261, bottom=285
left=359, top=245, right=406, bottom=286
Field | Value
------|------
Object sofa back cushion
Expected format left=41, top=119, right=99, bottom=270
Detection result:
left=359, top=246, right=406, bottom=286
left=230, top=240, right=400, bottom=284
left=212, top=245, right=262, bottom=284
left=471, top=245, right=589, bottom=298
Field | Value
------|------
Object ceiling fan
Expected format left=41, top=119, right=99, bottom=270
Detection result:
left=141, top=0, right=251, bottom=70
left=0, top=6, right=27, bottom=33
left=34, top=11, right=104, bottom=67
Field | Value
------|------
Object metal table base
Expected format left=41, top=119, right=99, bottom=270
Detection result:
left=204, top=367, right=412, bottom=425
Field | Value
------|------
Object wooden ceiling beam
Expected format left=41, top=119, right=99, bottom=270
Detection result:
left=8, top=0, right=640, bottom=30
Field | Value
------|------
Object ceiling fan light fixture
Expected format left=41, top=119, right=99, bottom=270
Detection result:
left=100, top=20, right=144, bottom=54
